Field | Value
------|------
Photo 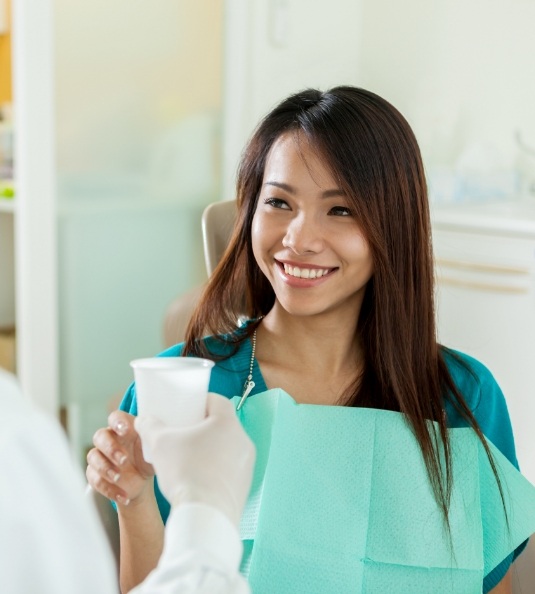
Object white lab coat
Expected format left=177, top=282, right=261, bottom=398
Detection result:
left=0, top=370, right=250, bottom=594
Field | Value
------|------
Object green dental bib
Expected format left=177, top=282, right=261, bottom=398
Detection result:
left=232, top=389, right=535, bottom=593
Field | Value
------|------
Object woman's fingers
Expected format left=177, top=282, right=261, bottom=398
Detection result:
left=106, top=411, right=155, bottom=478
left=92, top=426, right=129, bottom=468
left=108, top=410, right=137, bottom=440
left=86, top=450, right=131, bottom=505
left=87, top=411, right=155, bottom=505
left=86, top=446, right=121, bottom=484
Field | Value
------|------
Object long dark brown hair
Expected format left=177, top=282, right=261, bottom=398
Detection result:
left=184, top=86, right=504, bottom=526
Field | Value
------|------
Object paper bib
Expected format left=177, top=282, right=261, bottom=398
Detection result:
left=233, top=389, right=535, bottom=594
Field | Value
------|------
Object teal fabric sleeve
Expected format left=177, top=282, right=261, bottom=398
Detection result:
left=443, top=348, right=519, bottom=467
left=442, top=348, right=526, bottom=591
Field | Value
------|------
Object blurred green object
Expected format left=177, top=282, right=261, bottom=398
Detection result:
left=0, top=184, right=14, bottom=199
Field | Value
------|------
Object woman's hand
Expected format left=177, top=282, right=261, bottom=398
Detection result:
left=86, top=410, right=155, bottom=506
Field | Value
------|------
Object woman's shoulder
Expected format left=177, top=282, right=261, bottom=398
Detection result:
left=441, top=347, right=519, bottom=467
left=156, top=320, right=252, bottom=357
left=441, top=347, right=500, bottom=412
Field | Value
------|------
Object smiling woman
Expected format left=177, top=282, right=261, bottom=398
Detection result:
left=86, top=86, right=534, bottom=594
left=251, top=133, right=373, bottom=322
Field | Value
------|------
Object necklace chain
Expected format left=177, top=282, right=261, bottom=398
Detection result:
left=236, top=328, right=257, bottom=411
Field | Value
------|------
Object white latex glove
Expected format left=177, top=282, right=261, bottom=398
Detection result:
left=135, top=393, right=256, bottom=527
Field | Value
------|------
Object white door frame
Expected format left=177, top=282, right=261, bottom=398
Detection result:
left=12, top=0, right=58, bottom=415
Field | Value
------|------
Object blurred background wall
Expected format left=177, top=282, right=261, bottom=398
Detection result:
left=3, top=0, right=535, bottom=462
left=54, top=0, right=223, bottom=458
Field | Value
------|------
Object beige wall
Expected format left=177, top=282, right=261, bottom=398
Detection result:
left=55, top=0, right=222, bottom=178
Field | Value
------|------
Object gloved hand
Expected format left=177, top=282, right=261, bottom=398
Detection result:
left=135, top=392, right=256, bottom=527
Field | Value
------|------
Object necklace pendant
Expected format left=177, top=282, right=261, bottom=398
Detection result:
left=237, top=380, right=255, bottom=411
left=237, top=327, right=259, bottom=411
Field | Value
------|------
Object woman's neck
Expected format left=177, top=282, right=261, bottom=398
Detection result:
left=254, top=305, right=362, bottom=404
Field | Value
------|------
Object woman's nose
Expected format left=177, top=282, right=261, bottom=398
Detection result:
left=281, top=213, right=324, bottom=255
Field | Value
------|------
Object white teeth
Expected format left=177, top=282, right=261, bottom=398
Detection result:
left=283, top=264, right=330, bottom=279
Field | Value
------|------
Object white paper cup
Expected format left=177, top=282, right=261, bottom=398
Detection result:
left=130, top=357, right=214, bottom=462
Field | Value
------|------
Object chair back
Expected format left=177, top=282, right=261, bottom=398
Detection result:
left=201, top=200, right=237, bottom=276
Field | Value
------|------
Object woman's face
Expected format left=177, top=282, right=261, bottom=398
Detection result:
left=252, top=133, right=373, bottom=321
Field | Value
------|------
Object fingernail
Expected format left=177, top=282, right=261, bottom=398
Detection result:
left=114, top=421, right=127, bottom=436
left=116, top=495, right=130, bottom=506
left=107, top=469, right=120, bottom=483
left=113, top=452, right=127, bottom=466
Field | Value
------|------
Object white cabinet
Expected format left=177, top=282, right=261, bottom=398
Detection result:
left=433, top=204, right=535, bottom=484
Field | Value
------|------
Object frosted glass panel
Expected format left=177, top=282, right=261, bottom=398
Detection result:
left=55, top=0, right=222, bottom=461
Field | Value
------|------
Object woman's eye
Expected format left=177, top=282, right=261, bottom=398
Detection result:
left=329, top=206, right=352, bottom=217
left=264, top=197, right=290, bottom=210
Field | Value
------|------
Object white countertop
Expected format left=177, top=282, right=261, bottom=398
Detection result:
left=431, top=199, right=535, bottom=237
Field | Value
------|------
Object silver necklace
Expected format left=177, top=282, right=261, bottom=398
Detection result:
left=236, top=328, right=257, bottom=411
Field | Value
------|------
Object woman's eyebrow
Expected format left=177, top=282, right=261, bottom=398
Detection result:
left=263, top=181, right=345, bottom=198
left=263, top=181, right=295, bottom=193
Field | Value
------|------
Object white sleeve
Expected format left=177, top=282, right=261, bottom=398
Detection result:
left=131, top=503, right=251, bottom=594
left=0, top=376, right=118, bottom=594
